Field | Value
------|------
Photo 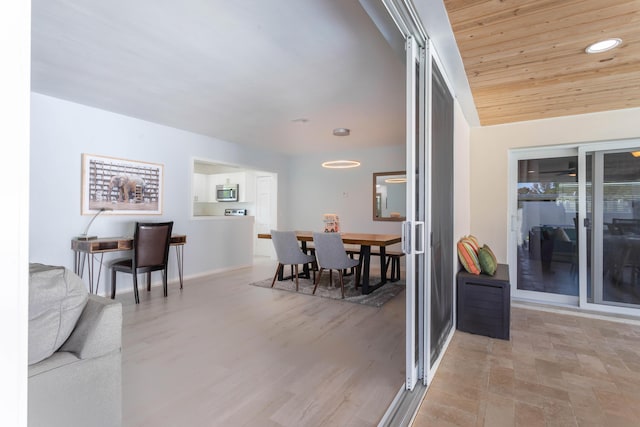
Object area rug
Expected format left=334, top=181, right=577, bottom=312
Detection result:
left=249, top=273, right=405, bottom=307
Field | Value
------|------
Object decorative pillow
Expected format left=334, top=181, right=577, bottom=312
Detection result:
left=478, top=245, right=498, bottom=276
left=457, top=237, right=481, bottom=275
left=28, top=263, right=88, bottom=365
left=466, top=235, right=480, bottom=252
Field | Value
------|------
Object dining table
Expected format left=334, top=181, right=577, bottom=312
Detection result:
left=258, top=231, right=402, bottom=295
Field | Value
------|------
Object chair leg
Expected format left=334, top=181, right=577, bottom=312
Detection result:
left=163, top=269, right=168, bottom=297
left=294, top=264, right=299, bottom=291
left=133, top=272, right=140, bottom=304
left=271, top=263, right=282, bottom=288
left=313, top=268, right=324, bottom=295
left=147, top=272, right=151, bottom=291
left=111, top=270, right=117, bottom=299
left=338, top=271, right=345, bottom=299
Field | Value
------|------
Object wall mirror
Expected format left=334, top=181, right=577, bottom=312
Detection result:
left=373, top=171, right=407, bottom=221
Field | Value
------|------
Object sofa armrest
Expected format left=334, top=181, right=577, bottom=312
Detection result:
left=59, top=294, right=122, bottom=360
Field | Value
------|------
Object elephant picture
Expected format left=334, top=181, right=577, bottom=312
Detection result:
left=82, top=153, right=163, bottom=214
left=107, top=174, right=146, bottom=202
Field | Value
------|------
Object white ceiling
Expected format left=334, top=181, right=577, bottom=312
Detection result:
left=31, top=0, right=407, bottom=155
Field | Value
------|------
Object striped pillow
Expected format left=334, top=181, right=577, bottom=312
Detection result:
left=465, top=235, right=480, bottom=252
left=457, top=237, right=481, bottom=275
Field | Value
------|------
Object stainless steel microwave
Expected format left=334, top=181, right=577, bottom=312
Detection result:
left=216, top=184, right=238, bottom=202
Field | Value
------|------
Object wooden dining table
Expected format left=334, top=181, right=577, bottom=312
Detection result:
left=258, top=231, right=402, bottom=295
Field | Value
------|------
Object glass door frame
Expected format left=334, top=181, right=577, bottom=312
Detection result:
left=508, top=146, right=580, bottom=305
left=578, top=138, right=640, bottom=316
left=403, top=34, right=426, bottom=391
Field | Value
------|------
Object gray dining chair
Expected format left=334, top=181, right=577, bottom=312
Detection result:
left=312, top=232, right=360, bottom=298
left=270, top=230, right=316, bottom=291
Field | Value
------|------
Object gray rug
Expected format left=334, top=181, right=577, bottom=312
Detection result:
left=249, top=273, right=405, bottom=307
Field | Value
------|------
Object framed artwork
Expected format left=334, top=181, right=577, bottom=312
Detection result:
left=81, top=153, right=164, bottom=215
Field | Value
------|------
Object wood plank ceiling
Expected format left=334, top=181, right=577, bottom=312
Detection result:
left=442, top=0, right=640, bottom=125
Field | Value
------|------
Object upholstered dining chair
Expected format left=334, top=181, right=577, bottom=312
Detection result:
left=312, top=232, right=360, bottom=299
left=111, top=221, right=173, bottom=304
left=270, top=230, right=316, bottom=291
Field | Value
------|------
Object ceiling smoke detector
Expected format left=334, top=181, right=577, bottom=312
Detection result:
left=332, top=128, right=350, bottom=136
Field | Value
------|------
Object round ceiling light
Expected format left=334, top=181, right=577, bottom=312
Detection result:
left=585, top=38, right=622, bottom=54
left=332, top=128, right=350, bottom=136
left=321, top=160, right=361, bottom=169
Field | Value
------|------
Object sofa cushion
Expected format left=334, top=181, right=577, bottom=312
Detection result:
left=29, top=263, right=88, bottom=365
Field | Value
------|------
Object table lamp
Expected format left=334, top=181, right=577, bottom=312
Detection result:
left=76, top=207, right=113, bottom=240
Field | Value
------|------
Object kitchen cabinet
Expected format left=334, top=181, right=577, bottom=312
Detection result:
left=193, top=173, right=210, bottom=202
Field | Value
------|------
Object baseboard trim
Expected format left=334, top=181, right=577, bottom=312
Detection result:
left=512, top=300, right=640, bottom=325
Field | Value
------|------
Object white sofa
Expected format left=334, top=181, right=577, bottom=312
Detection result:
left=28, top=264, right=122, bottom=427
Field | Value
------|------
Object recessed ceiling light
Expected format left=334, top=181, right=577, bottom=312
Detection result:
left=332, top=128, right=350, bottom=136
left=321, top=160, right=360, bottom=169
left=585, top=38, right=622, bottom=54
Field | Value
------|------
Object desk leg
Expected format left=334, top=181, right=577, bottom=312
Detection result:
left=86, top=253, right=104, bottom=295
left=74, top=251, right=85, bottom=278
left=175, top=244, right=184, bottom=289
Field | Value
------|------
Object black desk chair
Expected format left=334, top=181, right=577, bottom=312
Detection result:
left=111, top=221, right=173, bottom=304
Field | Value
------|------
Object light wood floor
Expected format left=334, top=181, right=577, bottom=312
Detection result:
left=413, top=306, right=640, bottom=427
left=119, top=258, right=405, bottom=427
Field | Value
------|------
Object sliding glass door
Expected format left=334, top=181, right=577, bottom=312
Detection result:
left=403, top=37, right=455, bottom=389
left=579, top=145, right=640, bottom=310
left=428, top=58, right=454, bottom=372
left=512, top=140, right=640, bottom=315
left=513, top=151, right=580, bottom=304
left=403, top=34, right=425, bottom=390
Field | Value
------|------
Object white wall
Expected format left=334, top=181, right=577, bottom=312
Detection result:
left=453, top=100, right=471, bottom=248
left=470, top=107, right=640, bottom=262
left=30, top=93, right=290, bottom=296
left=2, top=1, right=29, bottom=424
left=287, top=145, right=406, bottom=237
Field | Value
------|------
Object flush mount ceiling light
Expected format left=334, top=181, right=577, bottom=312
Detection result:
left=585, top=38, right=622, bottom=54
left=631, top=151, right=640, bottom=158
left=321, top=160, right=360, bottom=169
left=385, top=177, right=407, bottom=183
left=332, top=128, right=350, bottom=136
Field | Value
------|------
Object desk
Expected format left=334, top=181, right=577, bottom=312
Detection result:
left=71, top=235, right=187, bottom=294
left=258, top=231, right=402, bottom=295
